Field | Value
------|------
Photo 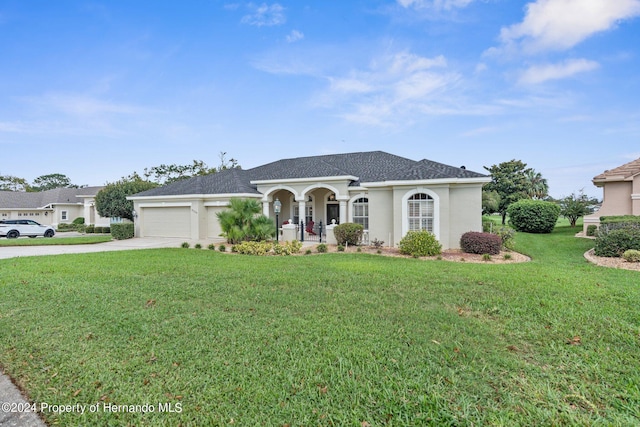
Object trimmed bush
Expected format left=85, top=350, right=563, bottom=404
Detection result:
left=493, top=226, right=515, bottom=250
left=181, top=242, right=190, bottom=248
left=586, top=224, right=597, bottom=237
left=111, top=223, right=134, bottom=240
left=623, top=249, right=640, bottom=263
left=218, top=244, right=226, bottom=252
left=208, top=243, right=216, bottom=250
left=460, top=232, right=502, bottom=255
left=316, top=243, right=327, bottom=253
left=85, top=225, right=95, bottom=233
left=333, top=223, right=364, bottom=246
left=72, top=217, right=85, bottom=225
left=594, top=227, right=640, bottom=257
left=234, top=241, right=273, bottom=255
left=195, top=243, right=202, bottom=249
left=273, top=240, right=303, bottom=256
left=399, top=231, right=442, bottom=257
left=507, top=200, right=560, bottom=233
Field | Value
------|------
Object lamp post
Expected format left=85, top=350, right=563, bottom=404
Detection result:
left=274, top=198, right=281, bottom=243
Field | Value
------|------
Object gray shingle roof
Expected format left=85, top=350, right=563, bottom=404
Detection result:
left=0, top=186, right=103, bottom=209
left=132, top=151, right=487, bottom=197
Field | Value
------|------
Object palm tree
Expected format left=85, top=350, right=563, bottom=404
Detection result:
left=216, top=198, right=276, bottom=243
left=526, top=170, right=549, bottom=200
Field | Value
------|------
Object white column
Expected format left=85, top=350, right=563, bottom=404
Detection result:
left=262, top=201, right=270, bottom=217
left=339, top=200, right=347, bottom=224
left=298, top=200, right=306, bottom=224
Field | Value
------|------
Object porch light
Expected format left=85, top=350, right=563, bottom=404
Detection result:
left=274, top=198, right=282, bottom=243
left=132, top=210, right=138, bottom=219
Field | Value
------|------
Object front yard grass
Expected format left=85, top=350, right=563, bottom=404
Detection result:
left=0, top=225, right=639, bottom=425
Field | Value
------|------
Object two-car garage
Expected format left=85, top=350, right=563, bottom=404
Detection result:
left=136, top=202, right=228, bottom=240
left=140, top=206, right=191, bottom=238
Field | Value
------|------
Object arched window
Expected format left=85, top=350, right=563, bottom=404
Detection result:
left=352, top=197, right=369, bottom=229
left=408, top=193, right=434, bottom=232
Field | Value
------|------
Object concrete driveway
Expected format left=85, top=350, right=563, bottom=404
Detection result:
left=0, top=237, right=206, bottom=260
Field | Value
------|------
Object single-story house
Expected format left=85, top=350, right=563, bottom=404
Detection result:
left=584, top=157, right=640, bottom=233
left=0, top=186, right=109, bottom=227
left=128, top=151, right=490, bottom=249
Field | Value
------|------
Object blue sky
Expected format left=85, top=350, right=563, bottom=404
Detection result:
left=1, top=0, right=639, bottom=198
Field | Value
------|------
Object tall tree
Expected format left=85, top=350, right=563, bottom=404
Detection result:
left=0, top=174, right=30, bottom=191
left=142, top=152, right=240, bottom=185
left=30, top=173, right=77, bottom=192
left=525, top=169, right=549, bottom=200
left=483, top=160, right=532, bottom=224
left=558, top=190, right=599, bottom=227
left=95, top=174, right=158, bottom=221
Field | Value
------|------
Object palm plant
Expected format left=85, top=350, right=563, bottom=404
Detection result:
left=525, top=169, right=549, bottom=200
left=216, top=198, right=276, bottom=243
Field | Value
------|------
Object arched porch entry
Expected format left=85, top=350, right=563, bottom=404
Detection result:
left=261, top=184, right=348, bottom=237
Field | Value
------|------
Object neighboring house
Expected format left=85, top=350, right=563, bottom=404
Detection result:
left=0, top=186, right=109, bottom=228
left=584, top=157, right=640, bottom=233
left=128, top=151, right=490, bottom=249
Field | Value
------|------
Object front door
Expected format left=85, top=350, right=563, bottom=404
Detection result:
left=327, top=204, right=339, bottom=225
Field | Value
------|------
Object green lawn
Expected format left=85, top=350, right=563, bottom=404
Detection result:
left=0, top=235, right=112, bottom=246
left=0, top=226, right=638, bottom=426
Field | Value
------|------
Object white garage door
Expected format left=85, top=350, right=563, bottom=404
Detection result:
left=207, top=207, right=224, bottom=239
left=142, top=207, right=191, bottom=238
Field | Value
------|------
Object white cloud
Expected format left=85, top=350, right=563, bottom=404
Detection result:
left=241, top=3, right=286, bottom=27
left=499, top=0, right=640, bottom=53
left=397, top=0, right=475, bottom=11
left=315, top=51, right=463, bottom=126
left=286, top=30, right=304, bottom=43
left=518, top=58, right=600, bottom=84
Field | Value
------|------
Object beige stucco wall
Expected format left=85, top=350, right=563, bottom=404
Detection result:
left=583, top=181, right=634, bottom=233
left=366, top=188, right=394, bottom=245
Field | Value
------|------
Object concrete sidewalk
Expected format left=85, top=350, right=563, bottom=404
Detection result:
left=0, top=236, right=223, bottom=426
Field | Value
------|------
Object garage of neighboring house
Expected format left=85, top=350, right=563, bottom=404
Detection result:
left=141, top=206, right=191, bottom=238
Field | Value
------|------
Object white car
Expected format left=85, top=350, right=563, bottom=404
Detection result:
left=0, top=219, right=56, bottom=238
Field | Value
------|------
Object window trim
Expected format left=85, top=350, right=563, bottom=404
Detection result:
left=401, top=188, right=439, bottom=240
left=350, top=196, right=369, bottom=230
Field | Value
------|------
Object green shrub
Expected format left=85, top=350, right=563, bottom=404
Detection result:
left=181, top=242, right=190, bottom=248
left=208, top=243, right=216, bottom=250
left=503, top=253, right=512, bottom=260
left=103, top=226, right=111, bottom=234
left=333, top=223, right=364, bottom=246
left=482, top=217, right=494, bottom=233
left=482, top=253, right=492, bottom=261
left=601, top=215, right=640, bottom=224
left=623, top=249, right=640, bottom=262
left=399, top=230, right=442, bottom=257
left=218, top=244, right=226, bottom=252
left=94, top=226, right=104, bottom=234
left=460, top=232, right=502, bottom=255
left=85, top=225, right=95, bottom=234
left=234, top=241, right=273, bottom=255
left=305, top=249, right=312, bottom=255
left=316, top=244, right=327, bottom=253
left=111, top=223, right=134, bottom=240
left=337, top=245, right=345, bottom=252
left=586, top=224, right=598, bottom=237
left=507, top=200, right=560, bottom=233
left=493, top=226, right=515, bottom=250
left=273, top=240, right=303, bottom=256
left=594, top=227, right=640, bottom=257
left=195, top=243, right=202, bottom=249
left=72, top=217, right=85, bottom=225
